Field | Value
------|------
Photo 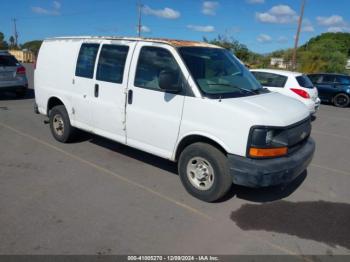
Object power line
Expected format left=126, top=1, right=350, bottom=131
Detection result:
left=12, top=18, right=18, bottom=46
left=137, top=1, right=143, bottom=37
left=292, top=0, right=306, bottom=70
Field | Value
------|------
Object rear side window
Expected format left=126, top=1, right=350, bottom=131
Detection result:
left=134, top=46, right=181, bottom=91
left=96, top=45, right=129, bottom=84
left=336, top=76, right=350, bottom=85
left=322, top=75, right=336, bottom=83
left=307, top=74, right=320, bottom=84
left=296, top=75, right=313, bottom=89
left=0, top=55, right=18, bottom=66
left=252, top=72, right=287, bottom=88
left=75, top=43, right=100, bottom=78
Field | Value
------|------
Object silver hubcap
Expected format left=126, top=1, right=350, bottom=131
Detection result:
left=53, top=114, right=64, bottom=136
left=186, top=157, right=215, bottom=191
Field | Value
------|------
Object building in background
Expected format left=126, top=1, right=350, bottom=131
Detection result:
left=270, top=57, right=288, bottom=69
left=8, top=49, right=35, bottom=63
left=346, top=59, right=350, bottom=70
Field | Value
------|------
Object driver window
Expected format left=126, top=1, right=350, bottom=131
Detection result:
left=134, top=46, right=181, bottom=91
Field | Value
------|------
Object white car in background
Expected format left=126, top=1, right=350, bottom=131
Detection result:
left=251, top=69, right=320, bottom=115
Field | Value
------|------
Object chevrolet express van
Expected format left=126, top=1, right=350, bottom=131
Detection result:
left=34, top=37, right=315, bottom=202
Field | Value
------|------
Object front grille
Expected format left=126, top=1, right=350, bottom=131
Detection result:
left=286, top=118, right=311, bottom=154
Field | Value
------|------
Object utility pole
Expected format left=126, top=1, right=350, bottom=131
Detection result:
left=292, top=0, right=306, bottom=70
left=12, top=18, right=18, bottom=46
left=137, top=1, right=143, bottom=37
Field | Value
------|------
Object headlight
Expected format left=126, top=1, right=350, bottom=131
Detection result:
left=248, top=128, right=288, bottom=158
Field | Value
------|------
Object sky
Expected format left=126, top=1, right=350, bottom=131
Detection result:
left=0, top=0, right=349, bottom=53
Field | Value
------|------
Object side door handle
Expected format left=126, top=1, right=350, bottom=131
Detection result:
left=94, top=84, right=99, bottom=97
left=128, top=90, right=133, bottom=104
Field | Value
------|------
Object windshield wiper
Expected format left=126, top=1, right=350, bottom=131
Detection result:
left=207, top=83, right=257, bottom=95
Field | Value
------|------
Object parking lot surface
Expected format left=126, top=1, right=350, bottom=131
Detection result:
left=0, top=64, right=349, bottom=255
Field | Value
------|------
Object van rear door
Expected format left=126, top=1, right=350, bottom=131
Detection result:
left=91, top=41, right=136, bottom=143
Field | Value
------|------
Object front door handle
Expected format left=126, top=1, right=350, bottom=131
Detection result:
left=94, top=84, right=99, bottom=97
left=128, top=90, right=133, bottom=104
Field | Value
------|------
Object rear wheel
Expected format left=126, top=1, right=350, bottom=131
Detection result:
left=333, top=93, right=350, bottom=108
left=49, top=105, right=76, bottom=143
left=178, top=143, right=232, bottom=202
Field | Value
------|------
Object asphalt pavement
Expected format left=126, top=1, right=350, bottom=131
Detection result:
left=0, top=64, right=349, bottom=255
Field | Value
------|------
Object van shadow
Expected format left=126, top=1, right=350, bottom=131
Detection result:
left=0, top=89, right=35, bottom=101
left=230, top=200, right=350, bottom=250
left=88, top=135, right=178, bottom=175
left=73, top=131, right=307, bottom=202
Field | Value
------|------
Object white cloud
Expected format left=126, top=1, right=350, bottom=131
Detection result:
left=256, top=5, right=298, bottom=24
left=277, top=36, right=288, bottom=43
left=302, top=19, right=314, bottom=32
left=257, top=34, right=272, bottom=43
left=142, top=5, right=180, bottom=19
left=53, top=1, right=61, bottom=9
left=269, top=5, right=296, bottom=16
left=32, top=1, right=61, bottom=15
left=327, top=27, right=344, bottom=33
left=202, top=1, right=219, bottom=16
left=225, top=26, right=241, bottom=35
left=140, top=25, right=151, bottom=33
left=302, top=25, right=314, bottom=32
left=246, top=0, right=265, bottom=4
left=187, top=25, right=215, bottom=32
left=317, top=15, right=346, bottom=26
left=316, top=15, right=349, bottom=33
left=327, top=26, right=350, bottom=33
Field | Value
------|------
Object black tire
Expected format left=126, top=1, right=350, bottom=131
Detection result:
left=178, top=142, right=232, bottom=202
left=49, top=105, right=76, bottom=143
left=333, top=93, right=350, bottom=108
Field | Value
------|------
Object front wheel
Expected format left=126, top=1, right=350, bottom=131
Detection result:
left=49, top=105, right=76, bottom=143
left=333, top=93, right=350, bottom=108
left=178, top=143, right=232, bottom=202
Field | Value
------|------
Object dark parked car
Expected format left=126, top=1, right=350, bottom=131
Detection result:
left=307, top=73, right=350, bottom=107
left=0, top=51, right=28, bottom=98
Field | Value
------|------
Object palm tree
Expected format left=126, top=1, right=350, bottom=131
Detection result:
left=9, top=36, right=15, bottom=48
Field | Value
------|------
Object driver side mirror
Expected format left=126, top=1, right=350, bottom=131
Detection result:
left=158, top=70, right=182, bottom=93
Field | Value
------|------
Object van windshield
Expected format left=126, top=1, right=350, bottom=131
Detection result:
left=178, top=47, right=263, bottom=98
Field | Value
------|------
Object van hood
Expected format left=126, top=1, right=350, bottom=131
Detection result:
left=219, top=92, right=310, bottom=127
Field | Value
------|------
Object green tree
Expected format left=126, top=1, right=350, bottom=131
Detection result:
left=204, top=34, right=263, bottom=66
left=0, top=32, right=9, bottom=50
left=206, top=35, right=251, bottom=61
left=21, top=40, right=42, bottom=55
left=299, top=38, right=347, bottom=73
left=9, top=36, right=15, bottom=48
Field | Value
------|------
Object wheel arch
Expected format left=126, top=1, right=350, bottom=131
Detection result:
left=47, top=96, right=67, bottom=116
left=174, top=133, right=230, bottom=161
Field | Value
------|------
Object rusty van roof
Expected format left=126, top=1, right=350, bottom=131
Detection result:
left=48, top=36, right=222, bottom=48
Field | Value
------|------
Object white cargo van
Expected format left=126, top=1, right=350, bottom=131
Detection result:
left=34, top=37, right=315, bottom=202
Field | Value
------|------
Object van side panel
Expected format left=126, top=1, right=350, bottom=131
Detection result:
left=35, top=40, right=81, bottom=123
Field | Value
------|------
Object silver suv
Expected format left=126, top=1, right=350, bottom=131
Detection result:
left=0, top=51, right=28, bottom=98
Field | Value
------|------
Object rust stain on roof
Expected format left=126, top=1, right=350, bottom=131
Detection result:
left=50, top=36, right=221, bottom=48
left=142, top=38, right=221, bottom=48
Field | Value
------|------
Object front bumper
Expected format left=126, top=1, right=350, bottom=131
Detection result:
left=228, top=138, right=315, bottom=188
left=304, top=98, right=320, bottom=114
left=312, top=98, right=321, bottom=114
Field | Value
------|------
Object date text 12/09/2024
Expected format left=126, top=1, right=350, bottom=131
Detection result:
left=127, top=256, right=219, bottom=261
